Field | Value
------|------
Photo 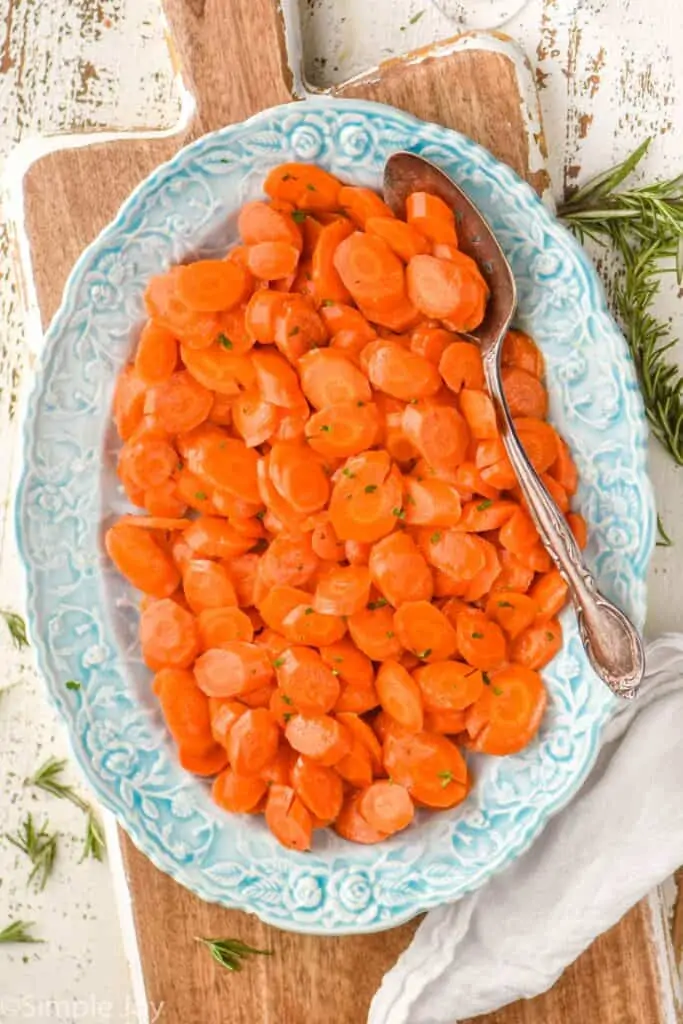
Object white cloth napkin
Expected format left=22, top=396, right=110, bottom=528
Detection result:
left=369, top=634, right=683, bottom=1024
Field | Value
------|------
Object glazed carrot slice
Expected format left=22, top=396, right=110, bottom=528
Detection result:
left=366, top=216, right=431, bottom=263
left=333, top=232, right=405, bottom=308
left=463, top=538, right=501, bottom=602
left=175, top=259, right=248, bottom=312
left=209, top=697, right=247, bottom=746
left=359, top=780, right=414, bottom=834
left=438, top=341, right=485, bottom=393
left=264, top=784, right=313, bottom=850
left=245, top=289, right=287, bottom=342
left=465, top=665, right=546, bottom=755
left=144, top=370, right=214, bottom=434
left=105, top=523, right=180, bottom=598
left=495, top=549, right=536, bottom=593
left=403, top=477, right=462, bottom=529
left=142, top=480, right=188, bottom=518
left=314, top=565, right=372, bottom=616
left=502, top=366, right=548, bottom=419
left=529, top=570, right=569, bottom=622
left=238, top=200, right=303, bottom=250
left=281, top=603, right=347, bottom=646
left=502, top=329, right=544, bottom=378
left=541, top=472, right=569, bottom=513
left=348, top=603, right=403, bottom=662
left=247, top=240, right=300, bottom=280
left=311, top=217, right=354, bottom=303
left=512, top=617, right=563, bottom=670
left=402, top=402, right=470, bottom=471
left=291, top=755, right=344, bottom=822
left=459, top=389, right=498, bottom=440
left=515, top=417, right=559, bottom=473
left=453, top=462, right=499, bottom=502
left=357, top=293, right=421, bottom=333
left=225, top=707, right=279, bottom=776
left=260, top=531, right=319, bottom=589
left=406, top=252, right=488, bottom=328
left=485, top=591, right=538, bottom=640
left=231, top=390, right=278, bottom=448
left=368, top=532, right=434, bottom=608
left=320, top=301, right=376, bottom=340
left=284, top=714, right=351, bottom=766
left=299, top=349, right=371, bottom=409
left=252, top=349, right=304, bottom=408
left=134, top=321, right=178, bottom=385
left=118, top=427, right=178, bottom=492
left=182, top=560, right=238, bottom=613
left=405, top=191, right=458, bottom=246
left=213, top=768, right=267, bottom=813
left=459, top=498, right=517, bottom=533
left=455, top=608, right=507, bottom=670
left=366, top=340, right=442, bottom=401
left=335, top=712, right=382, bottom=772
left=258, top=585, right=312, bottom=632
left=269, top=441, right=329, bottom=514
left=224, top=245, right=256, bottom=303
left=139, top=598, right=199, bottom=671
left=145, top=268, right=222, bottom=350
left=113, top=365, right=147, bottom=440
left=393, top=600, right=458, bottom=662
left=409, top=325, right=453, bottom=365
left=275, top=646, right=340, bottom=714
left=383, top=730, right=468, bottom=809
left=273, top=294, right=327, bottom=361
left=178, top=744, right=229, bottom=776
left=307, top=514, right=345, bottom=562
left=182, top=431, right=260, bottom=504
left=238, top=684, right=277, bottom=710
left=375, top=659, right=424, bottom=732
left=329, top=450, right=402, bottom=544
left=305, top=401, right=380, bottom=459
left=550, top=438, right=578, bottom=496
left=197, top=606, right=254, bottom=649
left=335, top=733, right=374, bottom=787
left=265, top=163, right=342, bottom=211
left=194, top=643, right=274, bottom=697
left=154, top=668, right=217, bottom=757
left=338, top=186, right=394, bottom=227
left=334, top=679, right=380, bottom=714
left=498, top=507, right=539, bottom=553
left=567, top=511, right=587, bottom=549
left=421, top=529, right=487, bottom=583
left=319, top=640, right=374, bottom=689
left=181, top=341, right=256, bottom=397
left=421, top=708, right=465, bottom=735
left=207, top=392, right=233, bottom=428
left=334, top=793, right=388, bottom=844
left=183, top=517, right=253, bottom=559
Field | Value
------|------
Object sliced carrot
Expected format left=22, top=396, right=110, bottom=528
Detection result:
left=258, top=584, right=313, bottom=632
left=232, top=684, right=275, bottom=714
left=454, top=462, right=500, bottom=502
left=275, top=646, right=340, bottom=714
left=175, top=259, right=248, bottom=313
left=334, top=793, right=388, bottom=844
left=406, top=252, right=488, bottom=329
left=463, top=538, right=501, bottom=603
left=336, top=712, right=382, bottom=772
left=245, top=289, right=287, bottom=342
left=230, top=391, right=277, bottom=447
left=403, top=477, right=462, bottom=528
left=393, top=600, right=458, bottom=662
left=269, top=441, right=329, bottom=514
left=258, top=531, right=317, bottom=590
left=358, top=293, right=421, bottom=333
left=359, top=780, right=414, bottom=834
left=305, top=401, right=380, bottom=459
left=365, top=216, right=430, bottom=262
left=333, top=232, right=405, bottom=309
left=465, top=665, right=546, bottom=755
left=334, top=679, right=380, bottom=714
left=252, top=349, right=304, bottom=408
left=198, top=606, right=254, bottom=648
left=142, top=480, right=187, bottom=519
left=247, top=240, right=300, bottom=281
left=105, top=523, right=180, bottom=598
left=285, top=714, right=351, bottom=766
left=238, top=200, right=303, bottom=250
left=264, top=784, right=313, bottom=850
left=314, top=565, right=371, bottom=616
left=182, top=430, right=260, bottom=504
left=179, top=745, right=229, bottom=776
left=438, top=340, right=485, bottom=393
left=265, top=164, right=342, bottom=211
left=421, top=529, right=487, bottom=583
left=291, top=755, right=344, bottom=822
left=375, top=659, right=424, bottom=732
left=208, top=392, right=234, bottom=427
left=383, top=730, right=468, bottom=809
left=409, top=325, right=453, bottom=365
left=512, top=618, right=563, bottom=670
left=502, top=366, right=548, bottom=419
left=209, top=697, right=247, bottom=746
left=516, top=541, right=552, bottom=574
left=335, top=736, right=374, bottom=788
left=213, top=768, right=267, bottom=813
left=495, top=549, right=536, bottom=593
left=311, top=217, right=354, bottom=303
left=118, top=427, right=177, bottom=492
left=485, top=591, right=538, bottom=640
left=134, top=321, right=178, bottom=385
left=424, top=708, right=467, bottom=734
left=499, top=506, right=540, bottom=553
left=529, top=570, right=569, bottom=622
left=348, top=603, right=403, bottom=662
left=329, top=451, right=402, bottom=544
left=550, top=438, right=578, bottom=496
left=541, top=472, right=570, bottom=513
left=368, top=532, right=433, bottom=608
left=182, top=560, right=238, bottom=613
left=145, top=268, right=222, bottom=350
left=299, top=348, right=371, bottom=409
left=455, top=608, right=507, bottom=670
left=459, top=389, right=498, bottom=440
left=273, top=294, right=327, bottom=361
left=281, top=602, right=347, bottom=646
left=194, top=643, right=274, bottom=699
left=321, top=301, right=376, bottom=340
left=153, top=667, right=214, bottom=754
left=405, top=192, right=458, bottom=246
left=144, top=370, right=214, bottom=435
left=338, top=186, right=395, bottom=227
left=139, top=598, right=199, bottom=670
left=502, top=329, right=544, bottom=378
left=515, top=417, right=559, bottom=473
left=308, top=515, right=345, bottom=562
left=113, top=365, right=147, bottom=440
left=567, top=511, right=588, bottom=549
left=402, top=402, right=470, bottom=471
left=320, top=640, right=374, bottom=688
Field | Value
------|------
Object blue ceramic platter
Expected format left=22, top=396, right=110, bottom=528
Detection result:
left=16, top=98, right=654, bottom=934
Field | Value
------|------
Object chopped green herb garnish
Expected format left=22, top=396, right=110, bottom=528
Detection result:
left=437, top=770, right=455, bottom=788
left=545, top=631, right=555, bottom=642
left=281, top=173, right=295, bottom=181
left=405, top=494, right=416, bottom=506
left=195, top=491, right=208, bottom=501
left=409, top=9, right=425, bottom=23
left=392, top=507, right=406, bottom=519
left=332, top=656, right=344, bottom=664
left=177, top=460, right=184, bottom=471
left=255, top=510, right=266, bottom=520
left=321, top=299, right=335, bottom=307
left=289, top=326, right=300, bottom=336
left=367, top=598, right=388, bottom=610
left=250, top=538, right=268, bottom=554
left=217, top=333, right=233, bottom=350
left=304, top=607, right=315, bottom=616
left=357, top=400, right=365, bottom=407
left=1, top=610, right=28, bottom=650
left=430, top=532, right=442, bottom=544
left=482, top=672, right=491, bottom=685
left=476, top=499, right=493, bottom=511
left=283, top=712, right=294, bottom=723
left=320, top=424, right=331, bottom=433
left=492, top=686, right=504, bottom=696
left=273, top=658, right=285, bottom=669
left=331, top=669, right=340, bottom=677
left=471, top=632, right=484, bottom=640
left=416, top=648, right=432, bottom=659
left=497, top=600, right=514, bottom=608
left=281, top=693, right=293, bottom=704
left=306, top=183, right=317, bottom=191
left=65, top=680, right=81, bottom=691
left=364, top=485, right=378, bottom=494
left=342, top=468, right=356, bottom=479
left=386, top=631, right=395, bottom=639
left=291, top=210, right=307, bottom=223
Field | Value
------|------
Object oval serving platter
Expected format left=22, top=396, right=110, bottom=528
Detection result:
left=16, top=97, right=654, bottom=935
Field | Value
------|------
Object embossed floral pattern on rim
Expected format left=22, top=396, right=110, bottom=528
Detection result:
left=16, top=98, right=655, bottom=934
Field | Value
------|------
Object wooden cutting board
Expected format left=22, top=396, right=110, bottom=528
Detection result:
left=16, top=1, right=675, bottom=1021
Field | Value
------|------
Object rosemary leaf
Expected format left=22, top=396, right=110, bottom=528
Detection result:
left=196, top=937, right=272, bottom=972
left=0, top=920, right=42, bottom=944
left=1, top=610, right=28, bottom=650
left=656, top=514, right=673, bottom=547
left=6, top=815, right=58, bottom=891
left=28, top=757, right=89, bottom=813
left=80, top=810, right=106, bottom=863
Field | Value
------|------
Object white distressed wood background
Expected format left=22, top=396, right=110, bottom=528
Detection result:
left=1, top=0, right=682, bottom=1017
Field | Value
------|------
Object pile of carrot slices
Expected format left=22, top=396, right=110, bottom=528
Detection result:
left=106, top=162, right=584, bottom=850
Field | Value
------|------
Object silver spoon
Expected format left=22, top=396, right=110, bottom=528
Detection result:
left=384, top=151, right=645, bottom=700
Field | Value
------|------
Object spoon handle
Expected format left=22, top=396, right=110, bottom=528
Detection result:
left=482, top=354, right=645, bottom=699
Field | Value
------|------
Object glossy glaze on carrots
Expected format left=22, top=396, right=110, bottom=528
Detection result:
left=106, top=162, right=583, bottom=850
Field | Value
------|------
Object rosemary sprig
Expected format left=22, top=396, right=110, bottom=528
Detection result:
left=6, top=814, right=58, bottom=891
left=28, top=757, right=106, bottom=862
left=657, top=514, right=673, bottom=547
left=196, top=937, right=272, bottom=972
left=0, top=920, right=42, bottom=944
left=558, top=138, right=683, bottom=466
left=1, top=609, right=28, bottom=650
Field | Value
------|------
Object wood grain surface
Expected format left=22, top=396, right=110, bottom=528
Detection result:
left=18, top=1, right=672, bottom=1022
